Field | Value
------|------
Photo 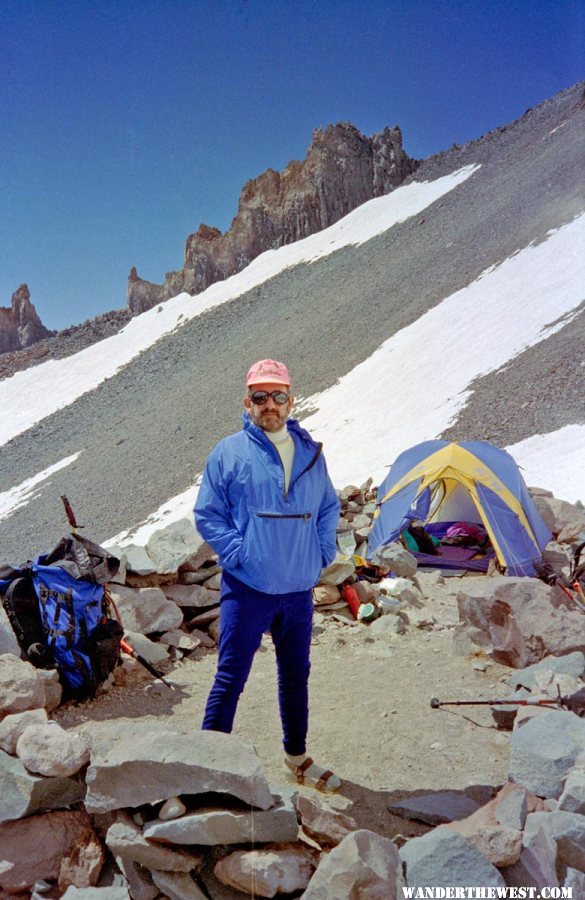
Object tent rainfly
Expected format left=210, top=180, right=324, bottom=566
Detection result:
left=366, top=440, right=551, bottom=577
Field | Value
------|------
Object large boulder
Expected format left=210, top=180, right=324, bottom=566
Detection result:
left=0, top=653, right=46, bottom=718
left=523, top=810, right=585, bottom=872
left=0, top=809, right=103, bottom=893
left=0, top=603, right=21, bottom=655
left=150, top=869, right=207, bottom=899
left=558, top=764, right=585, bottom=814
left=507, top=652, right=585, bottom=691
left=16, top=723, right=90, bottom=777
left=509, top=709, right=585, bottom=798
left=145, top=518, right=207, bottom=575
left=85, top=722, right=274, bottom=813
left=400, top=827, right=506, bottom=888
left=0, top=749, right=86, bottom=824
left=531, top=492, right=585, bottom=535
left=503, top=818, right=559, bottom=889
left=369, top=543, right=417, bottom=577
left=295, top=794, right=358, bottom=847
left=456, top=577, right=585, bottom=667
left=0, top=707, right=48, bottom=754
left=304, top=829, right=403, bottom=899
left=214, top=845, right=318, bottom=898
left=162, top=583, right=219, bottom=608
left=108, top=585, right=183, bottom=634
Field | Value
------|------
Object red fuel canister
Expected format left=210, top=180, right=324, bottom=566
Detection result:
left=342, top=584, right=362, bottom=620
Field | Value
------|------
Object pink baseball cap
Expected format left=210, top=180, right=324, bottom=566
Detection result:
left=246, top=358, right=291, bottom=387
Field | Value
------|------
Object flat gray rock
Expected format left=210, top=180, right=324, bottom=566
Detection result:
left=122, top=630, right=169, bottom=665
left=524, top=810, right=585, bottom=872
left=144, top=792, right=297, bottom=845
left=150, top=869, right=208, bottom=900
left=303, top=828, right=402, bottom=899
left=507, top=652, right=585, bottom=691
left=61, top=890, right=130, bottom=900
left=370, top=543, right=417, bottom=577
left=558, top=765, right=585, bottom=813
left=0, top=749, right=86, bottom=825
left=110, top=855, right=158, bottom=900
left=145, top=518, right=204, bottom=575
left=0, top=606, right=20, bottom=656
left=85, top=723, right=273, bottom=813
left=509, top=710, right=585, bottom=798
left=108, top=584, right=183, bottom=634
left=389, top=791, right=481, bottom=825
left=504, top=821, right=559, bottom=890
left=400, top=826, right=506, bottom=888
left=495, top=783, right=529, bottom=830
left=108, top=544, right=157, bottom=576
left=564, top=868, right=585, bottom=894
left=162, top=583, right=217, bottom=608
left=0, top=653, right=46, bottom=717
left=214, top=846, right=317, bottom=898
left=106, top=812, right=204, bottom=871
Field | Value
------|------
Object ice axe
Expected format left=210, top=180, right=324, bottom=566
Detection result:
left=61, top=495, right=84, bottom=533
left=106, top=589, right=174, bottom=690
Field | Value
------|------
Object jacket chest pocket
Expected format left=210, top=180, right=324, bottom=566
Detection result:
left=241, top=509, right=321, bottom=576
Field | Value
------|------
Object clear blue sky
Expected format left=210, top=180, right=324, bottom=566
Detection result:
left=2, top=0, right=584, bottom=330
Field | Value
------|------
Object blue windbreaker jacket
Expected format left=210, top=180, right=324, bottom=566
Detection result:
left=194, top=415, right=340, bottom=594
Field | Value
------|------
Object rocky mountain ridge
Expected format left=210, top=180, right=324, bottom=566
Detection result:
left=0, top=121, right=415, bottom=363
left=127, top=122, right=417, bottom=314
left=0, top=284, right=53, bottom=354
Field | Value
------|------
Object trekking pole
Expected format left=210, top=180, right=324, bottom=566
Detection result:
left=60, top=495, right=173, bottom=689
left=430, top=696, right=564, bottom=710
left=431, top=687, right=585, bottom=718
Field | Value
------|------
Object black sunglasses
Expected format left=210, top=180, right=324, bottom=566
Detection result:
left=249, top=390, right=290, bottom=406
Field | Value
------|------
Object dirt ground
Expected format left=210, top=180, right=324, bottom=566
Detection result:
left=54, top=572, right=513, bottom=843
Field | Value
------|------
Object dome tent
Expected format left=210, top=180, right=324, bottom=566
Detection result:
left=367, top=440, right=551, bottom=577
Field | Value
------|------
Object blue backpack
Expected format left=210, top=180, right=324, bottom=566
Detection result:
left=1, top=536, right=123, bottom=699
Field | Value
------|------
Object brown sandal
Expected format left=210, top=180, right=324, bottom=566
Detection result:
left=290, top=756, right=315, bottom=784
left=285, top=757, right=340, bottom=792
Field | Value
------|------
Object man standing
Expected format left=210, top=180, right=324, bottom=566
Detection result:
left=195, top=359, right=341, bottom=792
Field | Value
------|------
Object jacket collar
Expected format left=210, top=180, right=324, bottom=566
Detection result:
left=242, top=413, right=318, bottom=452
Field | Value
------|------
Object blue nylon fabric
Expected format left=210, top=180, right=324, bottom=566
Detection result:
left=453, top=441, right=552, bottom=551
left=195, top=415, right=340, bottom=594
left=32, top=563, right=104, bottom=692
left=474, top=484, right=540, bottom=576
left=368, top=479, right=423, bottom=552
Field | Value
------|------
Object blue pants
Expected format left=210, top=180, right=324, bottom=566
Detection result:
left=201, top=571, right=314, bottom=755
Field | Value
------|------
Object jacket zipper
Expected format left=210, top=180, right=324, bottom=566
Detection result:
left=285, top=443, right=323, bottom=501
left=253, top=425, right=323, bottom=502
left=257, top=512, right=312, bottom=520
